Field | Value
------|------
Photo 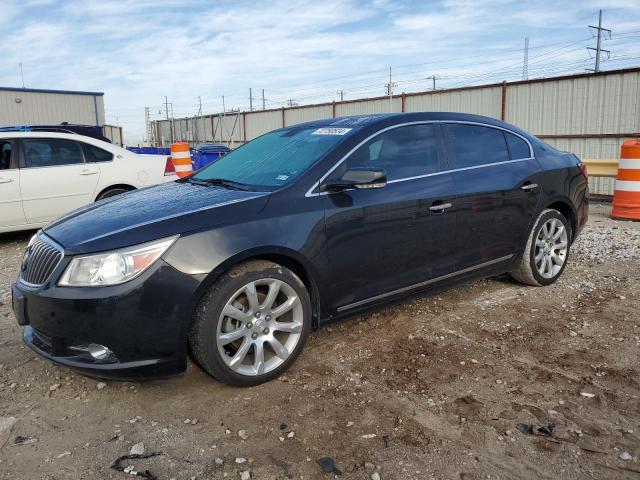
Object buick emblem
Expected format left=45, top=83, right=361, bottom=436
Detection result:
left=21, top=246, right=32, bottom=272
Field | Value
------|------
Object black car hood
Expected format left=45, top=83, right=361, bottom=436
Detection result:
left=45, top=181, right=269, bottom=254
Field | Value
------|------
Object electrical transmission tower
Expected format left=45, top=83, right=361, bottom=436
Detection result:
left=385, top=67, right=397, bottom=112
left=522, top=37, right=529, bottom=80
left=587, top=10, right=611, bottom=72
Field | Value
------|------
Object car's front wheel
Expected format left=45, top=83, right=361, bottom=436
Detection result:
left=510, top=208, right=571, bottom=286
left=189, top=260, right=311, bottom=386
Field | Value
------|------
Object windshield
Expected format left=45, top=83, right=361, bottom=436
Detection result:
left=191, top=127, right=354, bottom=190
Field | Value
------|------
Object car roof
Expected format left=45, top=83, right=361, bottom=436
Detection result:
left=0, top=131, right=124, bottom=151
left=290, top=112, right=531, bottom=138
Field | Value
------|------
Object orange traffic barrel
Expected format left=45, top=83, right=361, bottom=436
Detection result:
left=170, top=142, right=193, bottom=178
left=611, top=138, right=640, bottom=220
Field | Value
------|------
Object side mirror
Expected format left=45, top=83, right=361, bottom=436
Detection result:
left=322, top=167, right=387, bottom=192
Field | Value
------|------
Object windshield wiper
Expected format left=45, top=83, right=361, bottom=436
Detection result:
left=181, top=177, right=211, bottom=186
left=201, top=178, right=253, bottom=191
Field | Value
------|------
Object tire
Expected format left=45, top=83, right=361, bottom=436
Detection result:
left=510, top=209, right=571, bottom=286
left=189, top=260, right=312, bottom=387
left=96, top=188, right=130, bottom=201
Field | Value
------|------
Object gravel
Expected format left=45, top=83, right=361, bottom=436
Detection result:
left=572, top=222, right=640, bottom=263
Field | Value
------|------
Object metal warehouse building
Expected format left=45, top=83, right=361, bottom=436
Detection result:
left=152, top=67, right=640, bottom=196
left=0, top=87, right=123, bottom=145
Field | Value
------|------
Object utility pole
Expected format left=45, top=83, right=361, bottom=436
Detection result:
left=286, top=99, right=298, bottom=107
left=220, top=96, right=226, bottom=145
left=19, top=63, right=25, bottom=88
left=385, top=66, right=397, bottom=112
left=587, top=10, right=611, bottom=72
left=249, top=88, right=253, bottom=111
left=262, top=89, right=265, bottom=110
left=195, top=96, right=202, bottom=143
left=144, top=107, right=152, bottom=146
left=522, top=37, right=529, bottom=80
left=164, top=96, right=173, bottom=144
left=336, top=89, right=345, bottom=102
left=426, top=75, right=438, bottom=90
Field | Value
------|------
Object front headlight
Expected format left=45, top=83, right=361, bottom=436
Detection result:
left=58, top=236, right=178, bottom=287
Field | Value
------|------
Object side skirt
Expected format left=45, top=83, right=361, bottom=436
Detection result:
left=335, top=254, right=514, bottom=313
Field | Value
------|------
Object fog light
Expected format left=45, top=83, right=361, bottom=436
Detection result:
left=87, top=343, right=112, bottom=360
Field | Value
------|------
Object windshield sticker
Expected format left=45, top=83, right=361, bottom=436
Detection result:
left=276, top=174, right=290, bottom=181
left=312, top=127, right=352, bottom=136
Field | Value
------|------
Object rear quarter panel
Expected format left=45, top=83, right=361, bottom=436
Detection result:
left=94, top=153, right=174, bottom=198
left=532, top=141, right=589, bottom=237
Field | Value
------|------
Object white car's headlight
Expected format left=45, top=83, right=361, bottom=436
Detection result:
left=58, top=236, right=178, bottom=287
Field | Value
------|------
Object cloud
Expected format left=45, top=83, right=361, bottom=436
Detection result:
left=0, top=0, right=638, bottom=142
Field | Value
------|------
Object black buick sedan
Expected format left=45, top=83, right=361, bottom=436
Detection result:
left=12, top=112, right=589, bottom=386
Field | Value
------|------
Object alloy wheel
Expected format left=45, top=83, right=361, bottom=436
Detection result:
left=216, top=278, right=303, bottom=376
left=534, top=218, right=568, bottom=279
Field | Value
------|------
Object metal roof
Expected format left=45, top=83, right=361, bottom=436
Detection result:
left=0, top=87, right=104, bottom=96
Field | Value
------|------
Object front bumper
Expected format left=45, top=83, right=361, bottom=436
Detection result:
left=12, top=260, right=202, bottom=380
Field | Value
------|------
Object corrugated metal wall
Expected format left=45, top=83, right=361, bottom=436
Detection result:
left=506, top=71, right=640, bottom=135
left=336, top=98, right=402, bottom=115
left=0, top=89, right=105, bottom=126
left=285, top=105, right=333, bottom=126
left=245, top=110, right=282, bottom=140
left=405, top=85, right=503, bottom=118
left=103, top=124, right=123, bottom=146
left=151, top=68, right=640, bottom=195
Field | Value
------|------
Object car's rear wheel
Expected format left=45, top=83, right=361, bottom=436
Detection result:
left=189, top=260, right=311, bottom=386
left=96, top=187, right=131, bottom=201
left=510, top=209, right=571, bottom=286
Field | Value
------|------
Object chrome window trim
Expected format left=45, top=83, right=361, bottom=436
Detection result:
left=305, top=120, right=535, bottom=197
left=336, top=254, right=513, bottom=312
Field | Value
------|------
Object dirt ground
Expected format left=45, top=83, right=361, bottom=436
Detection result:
left=1, top=203, right=639, bottom=480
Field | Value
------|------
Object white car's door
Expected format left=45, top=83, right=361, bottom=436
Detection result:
left=0, top=139, right=26, bottom=228
left=19, top=138, right=100, bottom=224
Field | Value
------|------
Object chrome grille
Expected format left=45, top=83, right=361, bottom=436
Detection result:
left=19, top=235, right=64, bottom=286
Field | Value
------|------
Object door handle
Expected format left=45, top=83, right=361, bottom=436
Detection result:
left=79, top=170, right=98, bottom=176
left=521, top=183, right=538, bottom=191
left=429, top=202, right=452, bottom=212
left=0, top=177, right=13, bottom=184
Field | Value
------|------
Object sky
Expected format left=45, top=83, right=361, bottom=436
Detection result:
left=1, top=0, right=639, bottom=144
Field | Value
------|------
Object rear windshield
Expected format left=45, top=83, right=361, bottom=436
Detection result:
left=192, top=127, right=354, bottom=190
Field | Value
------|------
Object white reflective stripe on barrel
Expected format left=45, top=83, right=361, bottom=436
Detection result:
left=614, top=180, right=640, bottom=192
left=171, top=151, right=191, bottom=159
left=619, top=158, right=640, bottom=169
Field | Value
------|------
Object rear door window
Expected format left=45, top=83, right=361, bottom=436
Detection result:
left=445, top=124, right=509, bottom=169
left=505, top=132, right=531, bottom=159
left=82, top=143, right=114, bottom=162
left=339, top=124, right=442, bottom=181
left=22, top=138, right=85, bottom=168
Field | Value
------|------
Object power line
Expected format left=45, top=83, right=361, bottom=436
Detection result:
left=145, top=31, right=640, bottom=120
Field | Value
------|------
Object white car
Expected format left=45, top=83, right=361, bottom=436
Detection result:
left=0, top=131, right=176, bottom=233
